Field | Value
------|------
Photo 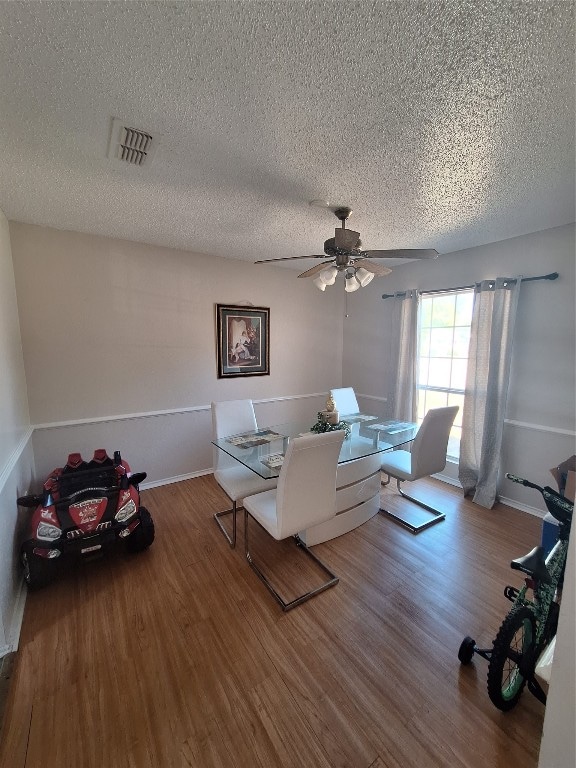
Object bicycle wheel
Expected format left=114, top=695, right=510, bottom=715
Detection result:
left=458, top=636, right=476, bottom=665
left=487, top=605, right=537, bottom=711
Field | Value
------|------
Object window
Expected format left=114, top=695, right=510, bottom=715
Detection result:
left=417, top=290, right=474, bottom=459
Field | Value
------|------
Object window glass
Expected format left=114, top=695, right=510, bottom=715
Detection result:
left=453, top=326, right=471, bottom=358
left=430, top=295, right=456, bottom=327
left=425, top=389, right=448, bottom=411
left=428, top=358, right=452, bottom=387
left=429, top=327, right=454, bottom=357
left=417, top=290, right=473, bottom=459
left=450, top=359, right=468, bottom=390
left=418, top=356, right=429, bottom=386
left=418, top=389, right=426, bottom=415
left=419, top=327, right=431, bottom=357
left=455, top=292, right=474, bottom=325
left=448, top=392, right=465, bottom=426
left=420, top=299, right=432, bottom=326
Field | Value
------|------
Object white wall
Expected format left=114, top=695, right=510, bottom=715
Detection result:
left=342, top=223, right=576, bottom=512
left=0, top=214, right=31, bottom=468
left=10, top=222, right=344, bottom=483
left=0, top=208, right=34, bottom=656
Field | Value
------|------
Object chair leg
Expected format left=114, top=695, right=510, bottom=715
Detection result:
left=244, top=510, right=339, bottom=611
left=214, top=500, right=238, bottom=548
left=379, top=478, right=446, bottom=534
left=380, top=472, right=392, bottom=487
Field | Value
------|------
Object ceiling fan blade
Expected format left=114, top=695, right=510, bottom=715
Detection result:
left=334, top=228, right=360, bottom=250
left=363, top=248, right=439, bottom=260
left=354, top=259, right=392, bottom=277
left=297, top=261, right=335, bottom=278
left=254, top=254, right=328, bottom=264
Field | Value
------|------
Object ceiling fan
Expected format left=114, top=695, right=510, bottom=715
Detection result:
left=255, top=207, right=438, bottom=292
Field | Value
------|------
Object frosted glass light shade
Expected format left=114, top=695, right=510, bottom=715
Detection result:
left=319, top=266, right=338, bottom=285
left=355, top=267, right=375, bottom=287
left=313, top=276, right=327, bottom=291
left=345, top=273, right=361, bottom=292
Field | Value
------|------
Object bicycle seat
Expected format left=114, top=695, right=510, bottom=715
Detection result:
left=511, top=546, right=552, bottom=584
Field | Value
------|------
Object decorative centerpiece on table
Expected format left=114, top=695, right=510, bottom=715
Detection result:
left=310, top=394, right=351, bottom=438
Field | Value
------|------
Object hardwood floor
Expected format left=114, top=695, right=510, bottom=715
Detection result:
left=0, top=475, right=545, bottom=768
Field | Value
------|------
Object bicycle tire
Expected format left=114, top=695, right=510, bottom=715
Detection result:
left=487, top=605, right=537, bottom=711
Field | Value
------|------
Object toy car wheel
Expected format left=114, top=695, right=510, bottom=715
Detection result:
left=21, top=545, right=54, bottom=590
left=125, top=507, right=155, bottom=553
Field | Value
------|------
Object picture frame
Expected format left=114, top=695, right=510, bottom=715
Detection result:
left=216, top=304, right=270, bottom=378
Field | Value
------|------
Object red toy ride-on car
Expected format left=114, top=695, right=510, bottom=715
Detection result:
left=17, top=449, right=154, bottom=589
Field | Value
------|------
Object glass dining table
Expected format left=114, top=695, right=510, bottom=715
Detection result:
left=212, top=414, right=418, bottom=545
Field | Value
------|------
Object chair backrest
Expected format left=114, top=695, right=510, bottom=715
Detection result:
left=211, top=399, right=258, bottom=440
left=329, top=387, right=359, bottom=415
left=410, top=406, right=459, bottom=478
left=275, top=430, right=344, bottom=539
left=212, top=399, right=259, bottom=471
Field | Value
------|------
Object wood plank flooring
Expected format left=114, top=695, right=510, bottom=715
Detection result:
left=0, top=475, right=545, bottom=768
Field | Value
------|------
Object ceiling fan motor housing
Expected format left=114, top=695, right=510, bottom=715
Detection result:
left=334, top=206, right=352, bottom=222
left=324, top=237, right=362, bottom=260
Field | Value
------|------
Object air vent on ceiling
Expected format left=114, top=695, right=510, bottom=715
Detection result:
left=107, top=117, right=159, bottom=167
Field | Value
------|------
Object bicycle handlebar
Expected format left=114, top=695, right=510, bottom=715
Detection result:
left=505, top=473, right=544, bottom=492
left=506, top=472, right=573, bottom=525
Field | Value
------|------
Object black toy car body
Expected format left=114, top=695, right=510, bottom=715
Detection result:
left=18, top=449, right=154, bottom=589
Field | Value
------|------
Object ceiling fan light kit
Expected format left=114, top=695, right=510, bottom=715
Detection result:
left=313, top=276, right=327, bottom=291
left=345, top=271, right=361, bottom=293
left=354, top=267, right=375, bottom=287
left=255, top=206, right=438, bottom=291
left=320, top=265, right=338, bottom=284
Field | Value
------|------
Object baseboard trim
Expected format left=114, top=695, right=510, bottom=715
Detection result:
left=5, top=580, right=27, bottom=655
left=431, top=472, right=546, bottom=518
left=497, top=496, right=546, bottom=518
left=140, top=468, right=212, bottom=490
left=432, top=471, right=461, bottom=488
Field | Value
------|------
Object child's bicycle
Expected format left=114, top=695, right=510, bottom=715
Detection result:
left=458, top=473, right=573, bottom=711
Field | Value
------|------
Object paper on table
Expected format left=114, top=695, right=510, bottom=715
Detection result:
left=226, top=429, right=283, bottom=448
left=365, top=421, right=414, bottom=434
left=342, top=414, right=375, bottom=423
left=261, top=453, right=284, bottom=469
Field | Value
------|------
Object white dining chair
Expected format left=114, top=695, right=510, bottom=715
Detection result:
left=242, top=430, right=345, bottom=611
left=329, top=387, right=360, bottom=415
left=212, top=399, right=277, bottom=548
left=379, top=405, right=459, bottom=533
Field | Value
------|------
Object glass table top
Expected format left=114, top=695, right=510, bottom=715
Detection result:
left=212, top=414, right=418, bottom=480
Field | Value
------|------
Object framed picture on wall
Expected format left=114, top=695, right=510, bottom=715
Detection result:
left=216, top=304, right=270, bottom=378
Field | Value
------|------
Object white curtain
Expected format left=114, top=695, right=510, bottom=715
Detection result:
left=393, top=290, right=419, bottom=423
left=458, top=277, right=521, bottom=508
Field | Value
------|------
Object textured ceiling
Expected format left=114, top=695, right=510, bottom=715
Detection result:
left=0, top=1, right=574, bottom=270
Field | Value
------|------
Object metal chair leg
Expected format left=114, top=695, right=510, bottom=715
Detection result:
left=214, top=499, right=238, bottom=547
left=244, top=510, right=339, bottom=611
left=379, top=477, right=446, bottom=533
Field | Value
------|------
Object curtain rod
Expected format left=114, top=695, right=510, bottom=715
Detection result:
left=381, top=271, right=559, bottom=299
